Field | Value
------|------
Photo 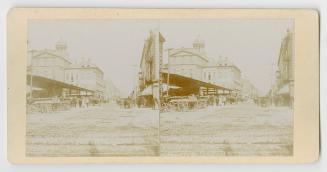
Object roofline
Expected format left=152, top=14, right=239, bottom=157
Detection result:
left=204, top=64, right=241, bottom=73
left=169, top=49, right=209, bottom=62
left=32, top=50, right=72, bottom=64
left=66, top=66, right=104, bottom=75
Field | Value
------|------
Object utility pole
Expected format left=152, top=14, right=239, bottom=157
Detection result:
left=131, top=64, right=139, bottom=109
left=166, top=49, right=171, bottom=97
left=28, top=40, right=33, bottom=100
left=271, top=61, right=275, bottom=107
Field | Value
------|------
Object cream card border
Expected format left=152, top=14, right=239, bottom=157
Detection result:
left=7, top=8, right=320, bottom=164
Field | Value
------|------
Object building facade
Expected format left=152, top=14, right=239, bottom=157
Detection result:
left=166, top=38, right=243, bottom=98
left=139, top=30, right=165, bottom=90
left=28, top=41, right=71, bottom=82
left=202, top=57, right=242, bottom=92
left=29, top=41, right=106, bottom=99
left=65, top=60, right=105, bottom=99
left=138, top=30, right=165, bottom=109
left=275, top=29, right=294, bottom=107
left=167, top=38, right=208, bottom=80
left=240, top=78, right=259, bottom=101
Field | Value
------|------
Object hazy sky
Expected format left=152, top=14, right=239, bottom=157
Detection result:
left=28, top=19, right=293, bottom=96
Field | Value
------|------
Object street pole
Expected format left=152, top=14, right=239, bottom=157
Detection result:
left=271, top=62, right=274, bottom=107
left=131, top=64, right=139, bottom=109
left=28, top=40, right=33, bottom=100
left=166, top=49, right=170, bottom=97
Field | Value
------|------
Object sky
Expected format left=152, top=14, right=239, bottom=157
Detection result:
left=28, top=19, right=293, bottom=96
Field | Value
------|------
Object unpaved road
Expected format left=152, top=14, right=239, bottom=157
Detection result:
left=160, top=103, right=293, bottom=156
left=26, top=103, right=159, bottom=156
left=26, top=103, right=292, bottom=156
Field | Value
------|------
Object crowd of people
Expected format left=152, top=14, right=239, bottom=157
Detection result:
left=116, top=95, right=158, bottom=109
left=27, top=95, right=104, bottom=114
left=71, top=96, right=91, bottom=108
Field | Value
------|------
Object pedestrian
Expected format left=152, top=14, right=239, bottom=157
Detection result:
left=78, top=97, right=82, bottom=108
left=86, top=97, right=89, bottom=108
left=71, top=97, right=77, bottom=108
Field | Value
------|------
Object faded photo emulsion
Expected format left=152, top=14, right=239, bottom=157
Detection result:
left=26, top=19, right=294, bottom=157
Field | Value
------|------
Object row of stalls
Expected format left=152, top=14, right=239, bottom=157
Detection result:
left=26, top=74, right=103, bottom=113
left=115, top=72, right=237, bottom=111
left=160, top=72, right=234, bottom=112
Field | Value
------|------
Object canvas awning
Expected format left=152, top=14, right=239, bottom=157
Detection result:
left=27, top=74, right=93, bottom=93
left=277, top=84, right=289, bottom=95
left=161, top=83, right=181, bottom=91
left=161, top=72, right=231, bottom=96
left=139, top=85, right=153, bottom=96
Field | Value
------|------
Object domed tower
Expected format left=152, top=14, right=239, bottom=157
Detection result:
left=55, top=40, right=67, bottom=52
left=193, top=36, right=205, bottom=52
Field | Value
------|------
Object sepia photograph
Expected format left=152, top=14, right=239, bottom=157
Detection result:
left=26, top=19, right=294, bottom=157
left=26, top=20, right=162, bottom=156
left=158, top=20, right=294, bottom=156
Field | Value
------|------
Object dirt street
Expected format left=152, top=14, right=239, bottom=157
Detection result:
left=160, top=103, right=293, bottom=156
left=26, top=103, right=159, bottom=156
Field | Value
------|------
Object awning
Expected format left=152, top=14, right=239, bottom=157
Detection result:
left=139, top=85, right=153, bottom=96
left=27, top=74, right=93, bottom=93
left=161, top=72, right=231, bottom=96
left=277, top=84, right=289, bottom=95
left=26, top=85, right=43, bottom=93
left=161, top=83, right=181, bottom=91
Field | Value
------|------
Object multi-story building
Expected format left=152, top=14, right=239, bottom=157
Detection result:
left=202, top=57, right=242, bottom=92
left=65, top=59, right=105, bottom=99
left=28, top=41, right=71, bottom=82
left=165, top=37, right=243, bottom=97
left=240, top=78, right=259, bottom=101
left=139, top=30, right=165, bottom=90
left=167, top=38, right=208, bottom=80
left=138, top=30, right=165, bottom=109
left=275, top=29, right=294, bottom=106
left=28, top=41, right=106, bottom=99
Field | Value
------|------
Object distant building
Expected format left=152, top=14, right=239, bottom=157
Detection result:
left=28, top=41, right=71, bottom=82
left=275, top=29, right=294, bottom=106
left=103, top=79, right=121, bottom=101
left=167, top=37, right=208, bottom=80
left=65, top=59, right=105, bottom=99
left=240, top=78, right=259, bottom=101
left=203, top=57, right=242, bottom=93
